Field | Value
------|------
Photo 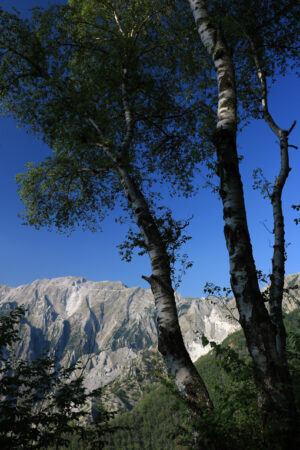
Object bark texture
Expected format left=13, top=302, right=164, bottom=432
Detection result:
left=248, top=35, right=294, bottom=365
left=248, top=36, right=298, bottom=438
left=269, top=130, right=290, bottom=363
left=117, top=165, right=213, bottom=413
left=188, top=0, right=298, bottom=440
left=90, top=64, right=213, bottom=414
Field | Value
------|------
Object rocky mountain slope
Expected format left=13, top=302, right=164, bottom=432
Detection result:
left=0, top=273, right=299, bottom=411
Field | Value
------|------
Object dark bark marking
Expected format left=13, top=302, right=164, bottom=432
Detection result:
left=214, top=48, right=225, bottom=61
left=223, top=207, right=233, bottom=218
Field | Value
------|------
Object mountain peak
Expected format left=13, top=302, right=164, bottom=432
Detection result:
left=1, top=273, right=299, bottom=410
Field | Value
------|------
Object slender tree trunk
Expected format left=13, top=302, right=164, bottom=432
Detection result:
left=247, top=35, right=298, bottom=438
left=213, top=128, right=292, bottom=415
left=188, top=0, right=298, bottom=441
left=270, top=131, right=290, bottom=363
left=117, top=164, right=213, bottom=414
left=89, top=65, right=213, bottom=416
left=268, top=133, right=299, bottom=440
left=247, top=34, right=295, bottom=366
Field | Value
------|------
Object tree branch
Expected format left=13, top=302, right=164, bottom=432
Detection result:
left=113, top=10, right=124, bottom=36
left=120, top=67, right=135, bottom=153
left=245, top=33, right=280, bottom=138
left=77, top=166, right=113, bottom=174
left=245, top=31, right=294, bottom=364
left=88, top=119, right=120, bottom=164
left=0, top=71, right=35, bottom=95
left=287, top=120, right=296, bottom=136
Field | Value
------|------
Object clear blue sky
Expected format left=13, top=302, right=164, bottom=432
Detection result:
left=0, top=1, right=299, bottom=297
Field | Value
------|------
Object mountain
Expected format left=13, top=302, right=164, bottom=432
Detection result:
left=102, top=308, right=300, bottom=450
left=0, top=273, right=299, bottom=411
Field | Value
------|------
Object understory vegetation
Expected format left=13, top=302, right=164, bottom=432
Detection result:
left=69, top=309, right=300, bottom=449
left=0, top=306, right=299, bottom=449
left=0, top=307, right=115, bottom=449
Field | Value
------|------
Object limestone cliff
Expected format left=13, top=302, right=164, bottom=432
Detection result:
left=0, top=273, right=299, bottom=411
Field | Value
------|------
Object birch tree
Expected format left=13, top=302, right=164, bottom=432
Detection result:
left=0, top=0, right=213, bottom=416
left=1, top=0, right=299, bottom=445
left=187, top=0, right=299, bottom=442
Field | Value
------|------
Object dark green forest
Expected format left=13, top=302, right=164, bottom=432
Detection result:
left=68, top=309, right=300, bottom=450
left=1, top=299, right=299, bottom=449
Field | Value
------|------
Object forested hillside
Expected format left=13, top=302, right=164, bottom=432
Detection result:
left=68, top=309, right=300, bottom=449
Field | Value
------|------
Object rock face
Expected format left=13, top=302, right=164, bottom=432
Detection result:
left=0, top=274, right=299, bottom=410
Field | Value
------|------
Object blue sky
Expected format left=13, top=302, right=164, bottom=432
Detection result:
left=0, top=1, right=299, bottom=297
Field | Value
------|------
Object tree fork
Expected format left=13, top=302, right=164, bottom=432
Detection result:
left=188, top=0, right=298, bottom=441
left=247, top=33, right=298, bottom=435
left=214, top=127, right=298, bottom=445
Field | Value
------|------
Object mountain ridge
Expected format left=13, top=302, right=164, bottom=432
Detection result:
left=1, top=273, right=299, bottom=411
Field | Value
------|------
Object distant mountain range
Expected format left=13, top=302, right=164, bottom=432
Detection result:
left=0, top=273, right=299, bottom=411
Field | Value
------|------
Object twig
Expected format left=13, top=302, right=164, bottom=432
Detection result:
left=287, top=120, right=296, bottom=135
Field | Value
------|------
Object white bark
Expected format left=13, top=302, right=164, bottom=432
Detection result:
left=188, top=0, right=297, bottom=424
left=188, top=0, right=236, bottom=131
left=117, top=165, right=213, bottom=411
left=90, top=80, right=213, bottom=411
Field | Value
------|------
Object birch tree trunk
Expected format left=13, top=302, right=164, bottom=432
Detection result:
left=88, top=60, right=213, bottom=417
left=248, top=34, right=296, bottom=366
left=101, top=62, right=214, bottom=415
left=188, top=0, right=298, bottom=440
left=270, top=131, right=291, bottom=362
left=248, top=36, right=298, bottom=434
left=117, top=164, right=213, bottom=414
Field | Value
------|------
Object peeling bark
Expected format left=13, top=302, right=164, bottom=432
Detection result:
left=188, top=0, right=298, bottom=438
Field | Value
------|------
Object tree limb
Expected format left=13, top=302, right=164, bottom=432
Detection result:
left=245, top=33, right=280, bottom=137
left=120, top=67, right=135, bottom=153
